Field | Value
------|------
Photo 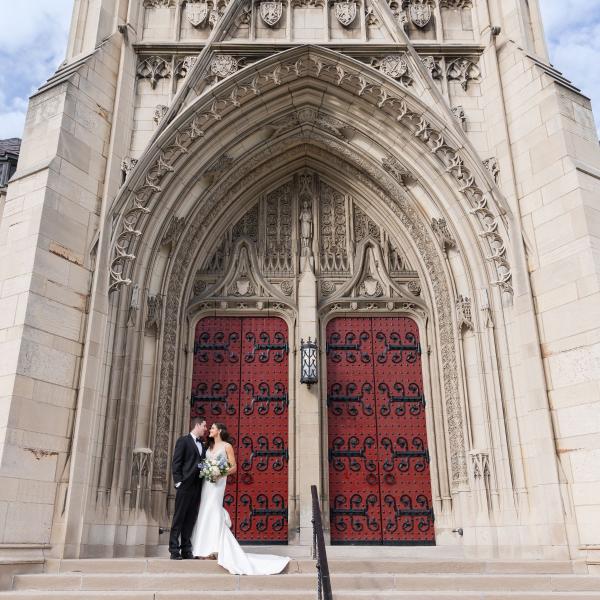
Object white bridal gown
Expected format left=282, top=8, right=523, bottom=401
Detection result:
left=190, top=448, right=290, bottom=575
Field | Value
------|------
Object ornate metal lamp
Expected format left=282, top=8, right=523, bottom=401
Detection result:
left=300, top=337, right=319, bottom=386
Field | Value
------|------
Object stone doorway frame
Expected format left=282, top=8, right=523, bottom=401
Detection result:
left=318, top=306, right=444, bottom=544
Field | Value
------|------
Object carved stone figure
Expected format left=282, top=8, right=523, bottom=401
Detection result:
left=299, top=200, right=313, bottom=256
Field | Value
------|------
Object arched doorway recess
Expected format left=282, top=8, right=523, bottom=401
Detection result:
left=92, top=46, right=543, bottom=555
left=176, top=168, right=442, bottom=545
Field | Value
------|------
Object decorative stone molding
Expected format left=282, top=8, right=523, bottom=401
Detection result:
left=382, top=156, right=412, bottom=186
left=446, top=58, right=481, bottom=91
left=334, top=1, right=358, bottom=26
left=153, top=104, right=169, bottom=127
left=321, top=280, right=336, bottom=296
left=280, top=281, right=294, bottom=296
left=364, top=2, right=378, bottom=25
left=407, top=280, right=421, bottom=296
left=439, top=0, right=472, bottom=8
left=206, top=153, right=235, bottom=176
left=129, top=448, right=152, bottom=513
left=146, top=295, right=163, bottom=332
left=128, top=284, right=141, bottom=326
left=162, top=216, right=186, bottom=248
left=121, top=157, right=138, bottom=180
left=451, top=105, right=466, bottom=127
left=260, top=1, right=283, bottom=26
left=421, top=56, right=442, bottom=80
left=431, top=217, right=456, bottom=253
left=175, top=56, right=198, bottom=79
left=137, top=56, right=172, bottom=89
left=456, top=295, right=473, bottom=332
left=144, top=0, right=175, bottom=6
left=470, top=450, right=490, bottom=479
left=291, top=0, right=325, bottom=5
left=483, top=157, right=500, bottom=184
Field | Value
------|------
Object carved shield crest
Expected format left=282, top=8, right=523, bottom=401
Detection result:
left=185, top=1, right=209, bottom=27
left=334, top=1, right=357, bottom=27
left=409, top=1, right=432, bottom=28
left=379, top=55, right=409, bottom=80
left=260, top=1, right=283, bottom=26
left=210, top=55, right=238, bottom=79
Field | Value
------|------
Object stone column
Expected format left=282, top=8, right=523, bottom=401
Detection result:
left=296, top=210, right=321, bottom=545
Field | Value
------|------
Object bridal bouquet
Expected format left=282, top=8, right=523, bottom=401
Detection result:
left=199, top=456, right=230, bottom=483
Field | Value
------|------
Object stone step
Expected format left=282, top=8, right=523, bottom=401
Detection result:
left=45, top=557, right=576, bottom=575
left=1, top=591, right=599, bottom=600
left=11, top=573, right=600, bottom=593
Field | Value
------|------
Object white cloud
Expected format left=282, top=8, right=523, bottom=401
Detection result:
left=539, top=0, right=600, bottom=133
left=0, top=1, right=73, bottom=139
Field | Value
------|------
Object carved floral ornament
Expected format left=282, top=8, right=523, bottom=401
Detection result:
left=110, top=50, right=512, bottom=301
left=136, top=56, right=171, bottom=89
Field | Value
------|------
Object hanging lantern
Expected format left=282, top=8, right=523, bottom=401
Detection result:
left=300, top=337, right=319, bottom=386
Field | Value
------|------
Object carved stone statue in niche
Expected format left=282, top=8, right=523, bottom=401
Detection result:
left=300, top=200, right=313, bottom=255
left=299, top=199, right=315, bottom=272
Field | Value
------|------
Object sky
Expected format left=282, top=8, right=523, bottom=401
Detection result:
left=0, top=1, right=599, bottom=139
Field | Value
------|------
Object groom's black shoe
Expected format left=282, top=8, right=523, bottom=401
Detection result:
left=170, top=553, right=183, bottom=560
left=182, top=552, right=195, bottom=560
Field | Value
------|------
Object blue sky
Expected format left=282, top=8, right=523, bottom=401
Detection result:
left=0, top=1, right=599, bottom=139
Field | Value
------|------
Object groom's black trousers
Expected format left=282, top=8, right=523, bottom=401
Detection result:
left=169, top=477, right=202, bottom=555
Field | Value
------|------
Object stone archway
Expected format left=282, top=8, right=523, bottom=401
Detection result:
left=81, top=45, right=539, bottom=555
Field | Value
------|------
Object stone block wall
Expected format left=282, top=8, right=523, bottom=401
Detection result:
left=497, top=40, right=600, bottom=558
left=0, top=36, right=121, bottom=548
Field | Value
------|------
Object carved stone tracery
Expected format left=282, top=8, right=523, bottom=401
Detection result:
left=112, top=51, right=512, bottom=299
left=137, top=56, right=172, bottom=89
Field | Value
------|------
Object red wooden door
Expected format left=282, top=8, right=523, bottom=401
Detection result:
left=326, top=316, right=434, bottom=545
left=191, top=316, right=289, bottom=543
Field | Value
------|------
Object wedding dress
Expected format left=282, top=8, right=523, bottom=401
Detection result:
left=190, top=447, right=290, bottom=575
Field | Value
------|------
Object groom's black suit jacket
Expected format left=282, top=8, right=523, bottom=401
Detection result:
left=172, top=433, right=206, bottom=487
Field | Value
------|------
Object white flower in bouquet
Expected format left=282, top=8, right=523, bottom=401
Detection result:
left=199, top=456, right=231, bottom=483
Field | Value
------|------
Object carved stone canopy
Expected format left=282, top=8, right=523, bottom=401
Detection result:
left=189, top=170, right=420, bottom=311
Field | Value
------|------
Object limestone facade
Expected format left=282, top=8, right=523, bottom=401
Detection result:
left=0, top=0, right=599, bottom=564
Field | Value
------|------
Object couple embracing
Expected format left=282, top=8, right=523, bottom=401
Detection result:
left=169, top=418, right=290, bottom=575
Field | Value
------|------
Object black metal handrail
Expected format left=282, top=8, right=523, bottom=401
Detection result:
left=311, top=485, right=333, bottom=600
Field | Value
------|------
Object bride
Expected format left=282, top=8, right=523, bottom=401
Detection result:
left=190, top=423, right=290, bottom=575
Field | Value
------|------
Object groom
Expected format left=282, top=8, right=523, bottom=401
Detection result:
left=169, top=417, right=207, bottom=560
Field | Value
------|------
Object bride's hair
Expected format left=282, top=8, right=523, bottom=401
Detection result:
left=208, top=422, right=231, bottom=448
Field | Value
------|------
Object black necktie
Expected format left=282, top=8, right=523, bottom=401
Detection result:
left=195, top=438, right=201, bottom=444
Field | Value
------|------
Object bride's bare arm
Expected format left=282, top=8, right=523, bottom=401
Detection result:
left=225, top=443, right=237, bottom=476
